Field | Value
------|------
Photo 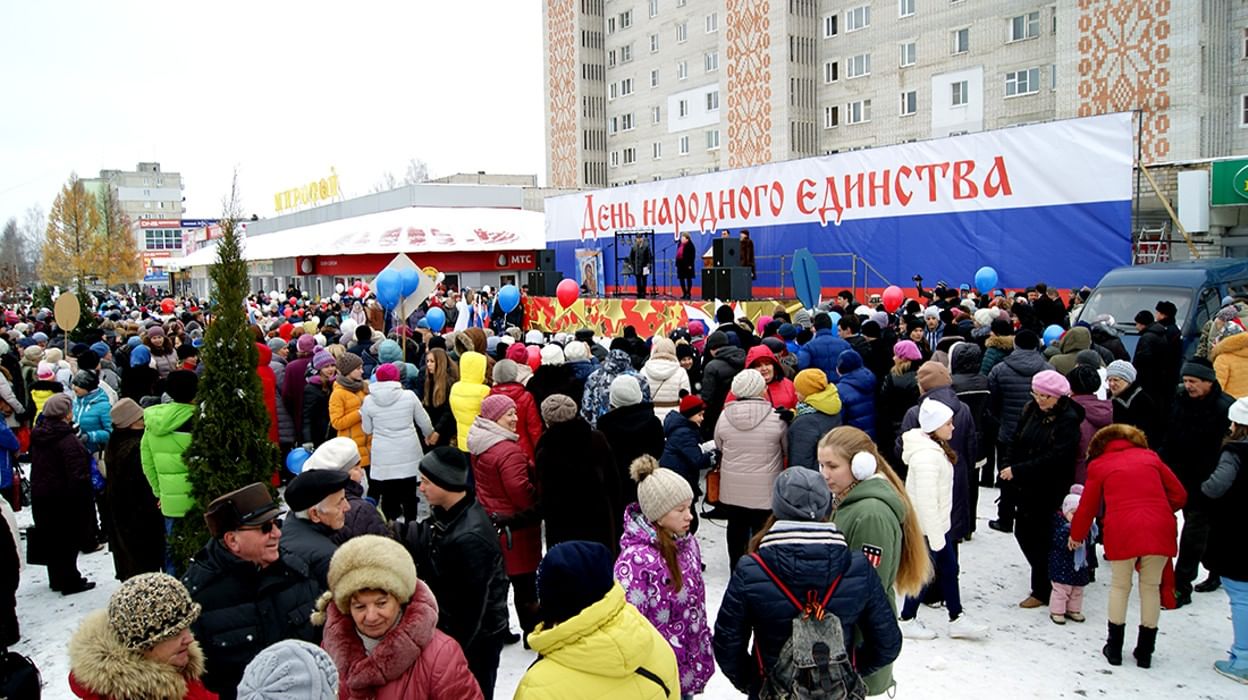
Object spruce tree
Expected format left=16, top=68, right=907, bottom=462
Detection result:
left=171, top=179, right=277, bottom=565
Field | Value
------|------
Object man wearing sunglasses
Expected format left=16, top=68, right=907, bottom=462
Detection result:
left=182, top=482, right=322, bottom=700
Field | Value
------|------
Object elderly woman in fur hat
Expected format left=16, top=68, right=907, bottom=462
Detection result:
left=314, top=535, right=483, bottom=699
left=68, top=573, right=214, bottom=700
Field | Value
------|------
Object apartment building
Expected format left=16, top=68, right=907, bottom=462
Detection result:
left=82, top=161, right=186, bottom=252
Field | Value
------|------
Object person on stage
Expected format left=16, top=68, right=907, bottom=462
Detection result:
left=676, top=232, right=697, bottom=300
left=630, top=233, right=652, bottom=298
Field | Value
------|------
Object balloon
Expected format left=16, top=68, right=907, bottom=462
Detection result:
left=974, top=266, right=998, bottom=292
left=334, top=282, right=345, bottom=294
left=374, top=270, right=403, bottom=310
left=1043, top=324, right=1065, bottom=347
left=829, top=311, right=841, bottom=326
left=556, top=278, right=579, bottom=307
left=351, top=286, right=363, bottom=299
left=498, top=284, right=520, bottom=313
left=756, top=315, right=773, bottom=334
left=160, top=298, right=175, bottom=315
left=399, top=268, right=420, bottom=297
left=424, top=306, right=446, bottom=332
left=286, top=447, right=312, bottom=475
left=282, top=308, right=293, bottom=318
left=882, top=285, right=905, bottom=313
left=525, top=344, right=542, bottom=372
left=331, top=293, right=340, bottom=302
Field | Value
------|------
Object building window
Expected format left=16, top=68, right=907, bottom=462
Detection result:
left=623, top=147, right=636, bottom=165
left=608, top=116, right=618, bottom=134
left=952, top=27, right=970, bottom=54
left=650, top=33, right=659, bottom=52
left=677, top=60, right=688, bottom=79
left=144, top=229, right=182, bottom=250
left=608, top=50, right=617, bottom=67
left=899, top=0, right=915, bottom=17
left=621, top=113, right=635, bottom=130
left=679, top=98, right=689, bottom=117
left=607, top=16, right=616, bottom=34
left=1009, top=11, right=1040, bottom=42
left=847, top=53, right=870, bottom=78
left=824, top=105, right=839, bottom=128
left=706, top=12, right=718, bottom=32
left=652, top=105, right=662, bottom=123
left=706, top=129, right=721, bottom=150
left=951, top=80, right=969, bottom=106
left=653, top=142, right=663, bottom=159
left=824, top=60, right=839, bottom=83
left=621, top=78, right=634, bottom=95
left=900, top=90, right=917, bottom=116
left=679, top=135, right=690, bottom=154
left=676, top=22, right=687, bottom=42
left=649, top=0, right=659, bottom=18
left=900, top=41, right=916, bottom=67
left=706, top=90, right=720, bottom=110
left=610, top=151, right=620, bottom=167
left=1005, top=67, right=1040, bottom=97
left=620, top=44, right=633, bottom=63
left=1241, top=94, right=1248, bottom=127
left=823, top=14, right=838, bottom=38
left=846, top=5, right=870, bottom=32
left=704, top=50, right=719, bottom=72
left=1243, top=28, right=1248, bottom=59
left=1051, top=64, right=1057, bottom=90
left=847, top=99, right=871, bottom=124
left=620, top=10, right=632, bottom=28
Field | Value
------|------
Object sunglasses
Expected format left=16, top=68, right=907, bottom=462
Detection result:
left=238, top=518, right=281, bottom=535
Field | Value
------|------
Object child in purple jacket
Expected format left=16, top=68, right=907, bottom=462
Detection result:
left=615, top=455, right=715, bottom=697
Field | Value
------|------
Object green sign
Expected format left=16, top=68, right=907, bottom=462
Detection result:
left=1211, top=158, right=1248, bottom=206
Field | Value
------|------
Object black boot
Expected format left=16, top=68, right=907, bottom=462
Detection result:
left=1133, top=626, right=1157, bottom=668
left=1103, top=622, right=1125, bottom=666
left=1194, top=576, right=1221, bottom=593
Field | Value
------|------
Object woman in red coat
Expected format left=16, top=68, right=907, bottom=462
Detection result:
left=488, top=359, right=543, bottom=461
left=1070, top=423, right=1186, bottom=670
left=255, top=343, right=279, bottom=446
left=726, top=344, right=797, bottom=411
left=468, top=393, right=542, bottom=637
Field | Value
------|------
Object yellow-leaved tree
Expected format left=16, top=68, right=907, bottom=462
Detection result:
left=96, top=186, right=143, bottom=285
left=39, top=174, right=102, bottom=286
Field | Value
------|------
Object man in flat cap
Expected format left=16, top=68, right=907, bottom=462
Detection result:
left=279, top=469, right=352, bottom=589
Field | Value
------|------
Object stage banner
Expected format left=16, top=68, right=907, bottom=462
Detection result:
left=544, top=113, right=1134, bottom=291
left=575, top=248, right=604, bottom=297
left=524, top=296, right=797, bottom=337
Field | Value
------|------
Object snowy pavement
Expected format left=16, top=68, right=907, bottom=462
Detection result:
left=11, top=488, right=1243, bottom=699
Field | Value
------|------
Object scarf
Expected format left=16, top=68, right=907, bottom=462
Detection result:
left=336, top=375, right=366, bottom=392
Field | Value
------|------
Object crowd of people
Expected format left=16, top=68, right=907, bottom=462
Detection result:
left=0, top=277, right=1245, bottom=698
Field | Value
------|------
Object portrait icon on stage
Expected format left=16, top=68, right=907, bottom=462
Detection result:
left=576, top=248, right=604, bottom=297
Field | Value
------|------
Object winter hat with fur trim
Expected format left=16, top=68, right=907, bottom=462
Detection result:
left=313, top=535, right=418, bottom=625
left=238, top=640, right=338, bottom=700
left=609, top=375, right=643, bottom=409
left=107, top=572, right=201, bottom=650
left=731, top=368, right=767, bottom=399
left=918, top=398, right=954, bottom=433
left=541, top=393, right=579, bottom=424
left=480, top=394, right=516, bottom=423
left=631, top=454, right=694, bottom=523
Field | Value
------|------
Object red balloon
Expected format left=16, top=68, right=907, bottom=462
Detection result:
left=556, top=278, right=579, bottom=307
left=160, top=298, right=175, bottom=315
left=882, top=285, right=905, bottom=313
left=282, top=308, right=293, bottom=318
left=288, top=297, right=298, bottom=305
left=525, top=344, right=541, bottom=372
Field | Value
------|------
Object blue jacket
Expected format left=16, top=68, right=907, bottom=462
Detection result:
left=836, top=367, right=877, bottom=438
left=660, top=411, right=711, bottom=490
left=713, top=521, right=902, bottom=695
left=72, top=388, right=113, bottom=453
left=0, top=422, right=19, bottom=489
left=798, top=329, right=850, bottom=382
left=1049, top=514, right=1093, bottom=587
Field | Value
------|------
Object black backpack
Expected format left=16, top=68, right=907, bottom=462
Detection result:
left=0, top=649, right=41, bottom=699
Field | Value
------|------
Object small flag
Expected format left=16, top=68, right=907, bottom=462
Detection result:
left=862, top=544, right=883, bottom=569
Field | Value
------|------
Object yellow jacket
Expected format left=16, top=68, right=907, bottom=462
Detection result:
left=516, top=584, right=679, bottom=700
left=450, top=352, right=490, bottom=451
left=1212, top=331, right=1248, bottom=399
left=329, top=381, right=371, bottom=466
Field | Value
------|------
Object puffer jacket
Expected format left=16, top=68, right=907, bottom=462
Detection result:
left=797, top=328, right=851, bottom=382
left=1211, top=331, right=1248, bottom=399
left=614, top=503, right=715, bottom=696
left=320, top=581, right=483, bottom=700
left=360, top=380, right=432, bottom=481
left=69, top=609, right=215, bottom=700
left=255, top=343, right=279, bottom=445
left=488, top=381, right=543, bottom=461
left=582, top=350, right=652, bottom=426
left=1071, top=393, right=1113, bottom=483
left=728, top=345, right=797, bottom=410
left=714, top=397, right=787, bottom=510
left=450, top=352, right=491, bottom=451
left=1203, top=440, right=1248, bottom=580
left=641, top=357, right=691, bottom=421
left=713, top=521, right=902, bottom=695
left=536, top=419, right=623, bottom=554
left=71, top=387, right=113, bottom=454
left=901, top=429, right=954, bottom=551
left=140, top=401, right=196, bottom=518
left=988, top=348, right=1053, bottom=443
left=269, top=353, right=296, bottom=445
left=877, top=368, right=919, bottom=454
left=301, top=377, right=333, bottom=447
left=700, top=345, right=746, bottom=434
left=786, top=384, right=842, bottom=470
left=951, top=342, right=991, bottom=441
left=278, top=514, right=337, bottom=589
left=836, top=365, right=877, bottom=437
left=597, top=402, right=665, bottom=506
left=329, top=380, right=371, bottom=467
left=468, top=416, right=541, bottom=576
left=979, top=334, right=1013, bottom=376
left=660, top=410, right=711, bottom=490
left=517, top=584, right=679, bottom=700
left=1006, top=398, right=1085, bottom=517
left=894, top=386, right=976, bottom=536
left=1049, top=326, right=1091, bottom=376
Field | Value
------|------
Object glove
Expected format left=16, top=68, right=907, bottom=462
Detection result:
left=699, top=440, right=717, bottom=454
left=301, top=442, right=314, bottom=453
left=774, top=407, right=795, bottom=423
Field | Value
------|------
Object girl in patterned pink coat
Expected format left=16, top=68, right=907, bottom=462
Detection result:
left=614, top=455, right=715, bottom=697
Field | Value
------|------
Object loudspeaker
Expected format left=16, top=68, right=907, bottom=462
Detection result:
left=701, top=268, right=717, bottom=301
left=527, top=270, right=563, bottom=296
left=536, top=249, right=555, bottom=271
left=713, top=238, right=740, bottom=267
left=701, top=266, right=753, bottom=300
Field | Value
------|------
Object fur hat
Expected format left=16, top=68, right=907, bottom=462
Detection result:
left=335, top=352, right=362, bottom=376
left=1067, top=365, right=1102, bottom=395
left=772, top=467, right=834, bottom=521
left=990, top=318, right=1014, bottom=336
left=540, top=344, right=566, bottom=366
left=166, top=370, right=199, bottom=404
left=42, top=392, right=72, bottom=419
left=609, top=375, right=643, bottom=409
left=793, top=369, right=827, bottom=399
left=1014, top=329, right=1040, bottom=350
left=107, top=573, right=201, bottom=650
left=480, top=394, right=516, bottom=423
left=1105, top=360, right=1137, bottom=384
left=1031, top=369, right=1071, bottom=397
left=419, top=446, right=469, bottom=492
left=110, top=398, right=144, bottom=429
left=916, top=361, right=952, bottom=392
left=631, top=455, right=694, bottom=523
left=541, top=393, right=578, bottom=424
left=731, top=368, right=766, bottom=399
left=492, top=359, right=520, bottom=385
left=238, top=640, right=338, bottom=700
left=22, top=345, right=44, bottom=363
left=918, top=398, right=954, bottom=433
left=564, top=341, right=590, bottom=362
left=303, top=437, right=362, bottom=472
left=316, top=535, right=418, bottom=623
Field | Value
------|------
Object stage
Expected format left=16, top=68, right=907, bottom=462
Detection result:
left=524, top=295, right=800, bottom=337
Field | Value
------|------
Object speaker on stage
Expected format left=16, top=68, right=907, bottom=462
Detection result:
left=713, top=238, right=741, bottom=267
left=701, top=266, right=752, bottom=300
left=527, top=270, right=563, bottom=296
left=536, top=249, right=555, bottom=271
left=701, top=268, right=717, bottom=301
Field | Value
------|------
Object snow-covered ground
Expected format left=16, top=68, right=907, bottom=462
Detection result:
left=11, top=488, right=1243, bottom=699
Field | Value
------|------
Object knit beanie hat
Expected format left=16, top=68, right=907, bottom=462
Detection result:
left=650, top=337, right=677, bottom=362
left=22, top=345, right=43, bottom=363
left=679, top=392, right=705, bottom=417
left=320, top=535, right=418, bottom=618
left=731, top=368, right=766, bottom=399
left=705, top=331, right=729, bottom=352
left=1067, top=365, right=1101, bottom=395
left=42, top=393, right=72, bottom=419
left=793, top=369, right=827, bottom=398
left=540, top=344, right=566, bottom=366
left=1061, top=484, right=1084, bottom=516
left=374, top=363, right=400, bottom=383
left=419, top=446, right=469, bottom=492
left=772, top=467, right=834, bottom=521
left=146, top=325, right=165, bottom=338
left=492, top=359, right=520, bottom=385
left=238, top=640, right=339, bottom=700
left=267, top=337, right=288, bottom=354
left=1181, top=358, right=1217, bottom=383
left=918, top=398, right=955, bottom=433
left=537, top=541, right=616, bottom=626
left=506, top=342, right=529, bottom=365
left=72, top=369, right=100, bottom=392
left=916, top=361, right=952, bottom=392
left=296, top=333, right=318, bottom=354
left=1229, top=397, right=1248, bottom=425
left=107, top=573, right=201, bottom=650
left=45, top=347, right=63, bottom=364
left=990, top=318, right=1014, bottom=336
left=336, top=352, right=362, bottom=376
left=480, top=394, right=516, bottom=423
left=609, top=375, right=643, bottom=409
left=1031, top=369, right=1071, bottom=397
left=793, top=309, right=813, bottom=329
left=303, top=437, right=362, bottom=472
left=110, top=398, right=144, bottom=429
left=973, top=308, right=995, bottom=327
left=564, top=341, right=590, bottom=362
left=36, top=361, right=54, bottom=380
left=525, top=329, right=544, bottom=345
left=893, top=340, right=922, bottom=362
left=541, top=393, right=579, bottom=424
left=631, top=455, right=694, bottom=523
left=1105, top=360, right=1137, bottom=384
left=1014, top=329, right=1040, bottom=350
left=312, top=347, right=335, bottom=370
left=777, top=323, right=798, bottom=340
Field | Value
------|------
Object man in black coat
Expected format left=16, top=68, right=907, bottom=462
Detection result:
left=183, top=483, right=322, bottom=699
left=1159, top=359, right=1234, bottom=606
left=1133, top=310, right=1180, bottom=429
left=400, top=447, right=510, bottom=697
left=700, top=331, right=746, bottom=438
left=278, top=469, right=352, bottom=589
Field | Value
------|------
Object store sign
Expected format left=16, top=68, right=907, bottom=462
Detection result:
left=248, top=260, right=275, bottom=276
left=138, top=218, right=182, bottom=229
left=1211, top=159, right=1248, bottom=206
left=274, top=167, right=341, bottom=213
left=496, top=253, right=534, bottom=268
left=180, top=218, right=219, bottom=229
left=142, top=251, right=171, bottom=282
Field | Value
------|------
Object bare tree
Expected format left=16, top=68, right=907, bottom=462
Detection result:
left=20, top=204, right=45, bottom=282
left=0, top=218, right=21, bottom=288
left=371, top=157, right=430, bottom=193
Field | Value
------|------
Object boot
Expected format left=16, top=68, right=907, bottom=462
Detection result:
left=1194, top=576, right=1221, bottom=593
left=1133, top=626, right=1158, bottom=669
left=1103, top=622, right=1125, bottom=666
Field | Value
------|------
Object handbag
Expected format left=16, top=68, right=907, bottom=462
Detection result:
left=0, top=650, right=41, bottom=700
left=25, top=525, right=47, bottom=566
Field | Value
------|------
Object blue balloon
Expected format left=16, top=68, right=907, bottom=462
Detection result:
left=498, top=284, right=520, bottom=314
left=1043, top=324, right=1064, bottom=347
left=399, top=268, right=420, bottom=297
left=425, top=306, right=446, bottom=332
left=828, top=311, right=841, bottom=326
left=374, top=270, right=402, bottom=310
left=286, top=447, right=312, bottom=475
left=974, top=266, right=998, bottom=292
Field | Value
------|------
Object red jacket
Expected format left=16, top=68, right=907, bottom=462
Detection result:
left=487, top=382, right=543, bottom=461
left=1071, top=439, right=1187, bottom=560
left=467, top=418, right=542, bottom=575
left=725, top=345, right=798, bottom=411
left=255, top=343, right=279, bottom=445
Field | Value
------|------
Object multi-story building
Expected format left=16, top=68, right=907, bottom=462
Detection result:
left=545, top=0, right=1248, bottom=189
left=82, top=161, right=185, bottom=252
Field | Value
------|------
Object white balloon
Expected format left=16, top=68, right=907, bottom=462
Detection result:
left=335, top=283, right=345, bottom=294
left=331, top=293, right=340, bottom=302
left=351, top=287, right=363, bottom=298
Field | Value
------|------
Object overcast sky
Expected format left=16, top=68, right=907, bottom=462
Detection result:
left=0, top=1, right=545, bottom=224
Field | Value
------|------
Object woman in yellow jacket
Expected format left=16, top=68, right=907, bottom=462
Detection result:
left=517, top=541, right=679, bottom=699
left=450, top=351, right=491, bottom=451
left=329, top=353, right=371, bottom=467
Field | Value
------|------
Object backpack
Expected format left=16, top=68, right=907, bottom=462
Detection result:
left=0, top=649, right=41, bottom=699
left=750, top=553, right=866, bottom=700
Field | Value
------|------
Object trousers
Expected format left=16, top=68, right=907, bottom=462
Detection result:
left=1108, top=556, right=1166, bottom=627
left=1049, top=583, right=1085, bottom=615
left=901, top=533, right=963, bottom=620
left=1223, top=576, right=1248, bottom=671
left=1014, top=512, right=1054, bottom=601
left=1175, top=504, right=1214, bottom=593
left=723, top=504, right=770, bottom=572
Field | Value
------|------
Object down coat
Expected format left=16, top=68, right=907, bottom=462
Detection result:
left=727, top=345, right=797, bottom=410
left=488, top=381, right=543, bottom=461
left=900, top=429, right=954, bottom=551
left=659, top=411, right=711, bottom=491
left=835, top=365, right=877, bottom=437
left=468, top=416, right=541, bottom=576
left=797, top=328, right=851, bottom=382
left=71, top=387, right=112, bottom=454
left=641, top=355, right=692, bottom=422
left=714, top=397, right=787, bottom=510
left=140, top=401, right=197, bottom=518
left=988, top=347, right=1053, bottom=443
left=1211, top=331, right=1248, bottom=399
left=450, top=352, right=491, bottom=451
left=894, top=386, right=976, bottom=538
left=785, top=383, right=842, bottom=470
left=329, top=380, right=371, bottom=467
left=360, top=380, right=433, bottom=481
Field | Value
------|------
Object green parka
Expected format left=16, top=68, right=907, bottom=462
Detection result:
left=140, top=402, right=196, bottom=517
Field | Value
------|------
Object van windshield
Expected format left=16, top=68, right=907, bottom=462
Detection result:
left=1079, top=286, right=1192, bottom=332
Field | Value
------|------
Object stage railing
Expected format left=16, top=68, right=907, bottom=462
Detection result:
left=755, top=253, right=893, bottom=302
